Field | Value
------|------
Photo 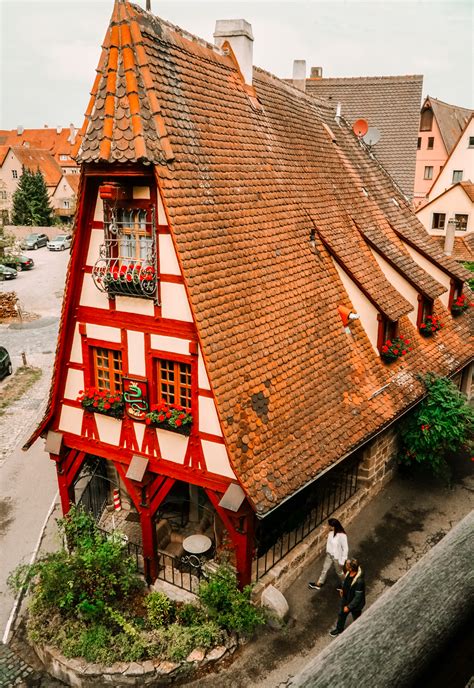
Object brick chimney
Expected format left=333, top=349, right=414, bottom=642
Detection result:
left=292, top=60, right=306, bottom=92
left=214, top=19, right=254, bottom=86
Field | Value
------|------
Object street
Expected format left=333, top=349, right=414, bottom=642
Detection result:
left=0, top=246, right=68, bottom=638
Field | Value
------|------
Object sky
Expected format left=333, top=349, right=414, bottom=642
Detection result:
left=0, top=0, right=472, bottom=130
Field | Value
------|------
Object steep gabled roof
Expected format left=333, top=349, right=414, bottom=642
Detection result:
left=302, top=75, right=423, bottom=200
left=425, top=96, right=474, bottom=154
left=37, top=2, right=472, bottom=515
left=0, top=127, right=80, bottom=163
left=9, top=147, right=62, bottom=187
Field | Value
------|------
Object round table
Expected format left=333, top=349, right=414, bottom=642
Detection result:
left=182, top=534, right=212, bottom=555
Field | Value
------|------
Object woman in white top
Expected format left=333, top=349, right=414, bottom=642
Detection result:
left=309, top=518, right=348, bottom=590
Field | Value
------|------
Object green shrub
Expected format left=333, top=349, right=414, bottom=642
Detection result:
left=399, top=374, right=474, bottom=476
left=198, top=565, right=265, bottom=636
left=175, top=602, right=206, bottom=626
left=8, top=506, right=142, bottom=618
left=145, top=591, right=176, bottom=628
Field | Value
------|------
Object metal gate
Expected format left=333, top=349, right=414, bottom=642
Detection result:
left=76, top=456, right=109, bottom=523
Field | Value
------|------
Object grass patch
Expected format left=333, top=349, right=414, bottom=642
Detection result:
left=0, top=365, right=42, bottom=416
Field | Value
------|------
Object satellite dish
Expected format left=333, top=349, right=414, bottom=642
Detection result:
left=352, top=118, right=369, bottom=137
left=363, top=127, right=381, bottom=146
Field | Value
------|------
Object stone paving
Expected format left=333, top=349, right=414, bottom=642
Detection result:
left=0, top=641, right=38, bottom=687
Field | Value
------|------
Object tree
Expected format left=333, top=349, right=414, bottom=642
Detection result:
left=11, top=166, right=53, bottom=226
left=399, top=373, right=474, bottom=476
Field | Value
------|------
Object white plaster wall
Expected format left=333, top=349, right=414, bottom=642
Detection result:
left=133, top=422, right=145, bottom=449
left=332, top=259, right=379, bottom=353
left=157, top=192, right=167, bottom=225
left=86, top=228, right=105, bottom=266
left=370, top=251, right=419, bottom=326
left=69, top=324, right=83, bottom=364
left=95, top=414, right=122, bottom=445
left=198, top=348, right=211, bottom=390
left=127, top=330, right=146, bottom=376
left=161, top=283, right=193, bottom=322
left=58, top=404, right=83, bottom=434
left=86, top=324, right=121, bottom=343
left=63, top=368, right=85, bottom=401
left=198, top=396, right=222, bottom=436
left=416, top=185, right=473, bottom=235
left=133, top=186, right=150, bottom=199
left=150, top=334, right=190, bottom=355
left=157, top=429, right=188, bottom=464
left=201, top=440, right=236, bottom=479
left=159, top=234, right=181, bottom=275
left=429, top=119, right=474, bottom=198
left=93, top=195, right=104, bottom=222
left=115, top=295, right=155, bottom=316
left=403, top=244, right=452, bottom=308
left=79, top=273, right=109, bottom=309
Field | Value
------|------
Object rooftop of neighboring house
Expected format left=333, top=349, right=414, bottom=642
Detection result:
left=0, top=126, right=81, bottom=167
left=7, top=146, right=63, bottom=188
left=41, top=1, right=471, bottom=515
left=422, top=96, right=474, bottom=155
left=430, top=235, right=474, bottom=263
left=62, top=173, right=80, bottom=195
left=289, top=72, right=423, bottom=201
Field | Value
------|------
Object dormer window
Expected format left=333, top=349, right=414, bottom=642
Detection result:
left=92, top=182, right=158, bottom=302
left=377, top=314, right=398, bottom=353
left=420, top=108, right=433, bottom=132
left=417, top=296, right=433, bottom=328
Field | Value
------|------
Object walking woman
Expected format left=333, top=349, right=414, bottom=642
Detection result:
left=308, top=518, right=348, bottom=590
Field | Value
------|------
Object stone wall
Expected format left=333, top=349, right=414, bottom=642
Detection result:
left=252, top=425, right=399, bottom=602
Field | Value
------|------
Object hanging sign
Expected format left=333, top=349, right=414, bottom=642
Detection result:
left=123, top=377, right=149, bottom=421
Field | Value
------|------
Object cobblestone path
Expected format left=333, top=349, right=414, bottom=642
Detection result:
left=0, top=641, right=38, bottom=687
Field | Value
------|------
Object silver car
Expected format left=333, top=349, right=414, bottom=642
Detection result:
left=47, top=234, right=72, bottom=251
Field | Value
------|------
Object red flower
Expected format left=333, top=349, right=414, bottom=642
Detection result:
left=104, top=402, right=110, bottom=409
left=158, top=414, right=165, bottom=422
left=393, top=349, right=399, bottom=355
left=386, top=340, right=392, bottom=347
left=166, top=412, right=171, bottom=419
left=145, top=418, right=151, bottom=425
left=420, top=323, right=426, bottom=328
left=382, top=345, right=389, bottom=353
left=93, top=401, right=98, bottom=407
left=402, top=350, right=406, bottom=355
left=175, top=419, right=182, bottom=426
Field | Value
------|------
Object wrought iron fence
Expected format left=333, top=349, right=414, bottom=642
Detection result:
left=155, top=551, right=204, bottom=594
left=253, top=455, right=360, bottom=581
left=76, top=459, right=109, bottom=523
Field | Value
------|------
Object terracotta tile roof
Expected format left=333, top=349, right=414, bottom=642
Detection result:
left=300, top=75, right=423, bottom=200
left=0, top=127, right=81, bottom=165
left=63, top=174, right=80, bottom=195
left=430, top=235, right=474, bottom=263
left=460, top=182, right=474, bottom=203
left=426, top=97, right=474, bottom=154
left=40, top=2, right=472, bottom=515
left=358, top=224, right=447, bottom=300
left=9, top=147, right=62, bottom=188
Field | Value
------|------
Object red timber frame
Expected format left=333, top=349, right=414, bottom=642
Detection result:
left=43, top=164, right=255, bottom=588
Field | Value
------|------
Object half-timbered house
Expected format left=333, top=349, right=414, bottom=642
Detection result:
left=26, top=1, right=472, bottom=590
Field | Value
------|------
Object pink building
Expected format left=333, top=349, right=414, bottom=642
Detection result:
left=414, top=97, right=472, bottom=209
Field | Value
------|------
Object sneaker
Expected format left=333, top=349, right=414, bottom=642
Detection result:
left=308, top=581, right=322, bottom=590
left=329, top=629, right=340, bottom=637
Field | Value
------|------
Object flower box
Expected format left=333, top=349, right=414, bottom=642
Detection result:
left=145, top=403, right=193, bottom=436
left=78, top=388, right=124, bottom=419
left=380, top=337, right=412, bottom=363
left=419, top=314, right=443, bottom=337
left=451, top=294, right=469, bottom=316
left=105, top=265, right=156, bottom=298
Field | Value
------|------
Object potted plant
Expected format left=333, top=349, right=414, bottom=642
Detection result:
left=419, top=314, right=443, bottom=337
left=380, top=337, right=412, bottom=363
left=77, top=388, right=124, bottom=418
left=145, top=402, right=193, bottom=435
left=105, top=264, right=155, bottom=297
left=451, top=294, right=469, bottom=316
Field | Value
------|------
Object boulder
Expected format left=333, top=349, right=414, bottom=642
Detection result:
left=261, top=584, right=289, bottom=627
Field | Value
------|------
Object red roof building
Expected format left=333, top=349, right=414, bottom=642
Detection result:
left=28, top=2, right=473, bottom=589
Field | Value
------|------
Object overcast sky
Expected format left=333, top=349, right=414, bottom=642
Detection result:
left=0, top=0, right=472, bottom=130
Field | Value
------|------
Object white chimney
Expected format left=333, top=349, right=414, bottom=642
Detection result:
left=292, top=60, right=306, bottom=92
left=17, top=125, right=24, bottom=135
left=335, top=102, right=342, bottom=123
left=56, top=125, right=62, bottom=134
left=214, top=19, right=254, bottom=86
left=68, top=123, right=76, bottom=145
left=444, top=218, right=457, bottom=256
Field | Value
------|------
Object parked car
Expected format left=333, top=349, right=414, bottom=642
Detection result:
left=0, top=347, right=13, bottom=380
left=21, top=233, right=49, bottom=250
left=47, top=234, right=72, bottom=251
left=1, top=255, right=34, bottom=271
left=0, top=264, right=17, bottom=280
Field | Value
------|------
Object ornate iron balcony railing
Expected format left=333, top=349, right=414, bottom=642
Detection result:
left=92, top=206, right=158, bottom=302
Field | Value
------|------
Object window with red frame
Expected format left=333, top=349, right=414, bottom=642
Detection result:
left=377, top=315, right=398, bottom=352
left=92, top=347, right=123, bottom=393
left=156, top=359, right=192, bottom=410
left=417, top=297, right=433, bottom=328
